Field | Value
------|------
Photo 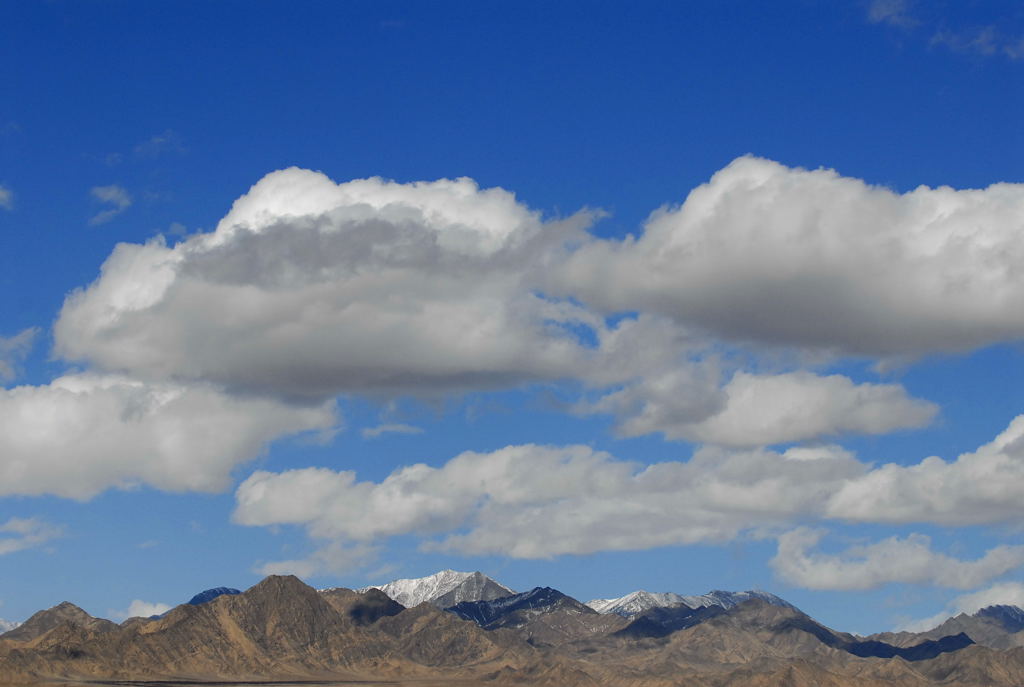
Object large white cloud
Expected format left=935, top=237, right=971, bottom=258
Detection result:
left=771, top=527, right=1024, bottom=590
left=51, top=167, right=939, bottom=448
left=56, top=169, right=599, bottom=400
left=234, top=442, right=865, bottom=573
left=556, top=155, right=1024, bottom=356
left=235, top=413, right=1024, bottom=576
left=827, top=415, right=1024, bottom=525
left=0, top=373, right=335, bottom=499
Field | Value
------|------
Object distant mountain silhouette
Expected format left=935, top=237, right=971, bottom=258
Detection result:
left=871, top=603, right=1024, bottom=651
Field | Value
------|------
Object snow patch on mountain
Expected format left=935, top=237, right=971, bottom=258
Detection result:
left=356, top=569, right=515, bottom=608
left=588, top=589, right=796, bottom=617
left=0, top=618, right=19, bottom=633
left=587, top=590, right=686, bottom=616
left=688, top=589, right=796, bottom=610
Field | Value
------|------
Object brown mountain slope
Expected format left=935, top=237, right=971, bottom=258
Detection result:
left=913, top=644, right=1024, bottom=685
left=7, top=577, right=1024, bottom=686
left=448, top=586, right=630, bottom=647
left=0, top=575, right=551, bottom=683
left=557, top=599, right=971, bottom=686
left=318, top=586, right=405, bottom=625
left=872, top=608, right=1024, bottom=650
left=0, top=601, right=117, bottom=643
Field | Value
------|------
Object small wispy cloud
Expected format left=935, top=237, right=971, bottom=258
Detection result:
left=361, top=423, right=424, bottom=439
left=0, top=185, right=13, bottom=210
left=256, top=541, right=379, bottom=577
left=931, top=26, right=1024, bottom=60
left=867, top=0, right=917, bottom=28
left=867, top=0, right=1023, bottom=61
left=0, top=327, right=39, bottom=382
left=133, top=129, right=185, bottom=158
left=0, top=517, right=64, bottom=556
left=89, top=184, right=132, bottom=225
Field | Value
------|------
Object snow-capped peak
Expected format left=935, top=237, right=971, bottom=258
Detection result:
left=357, top=569, right=514, bottom=608
left=586, top=590, right=686, bottom=616
left=587, top=588, right=795, bottom=617
left=685, top=589, right=795, bottom=610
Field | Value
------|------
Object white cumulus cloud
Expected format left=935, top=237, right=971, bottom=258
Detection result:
left=0, top=185, right=13, bottom=210
left=122, top=599, right=172, bottom=620
left=52, top=167, right=942, bottom=448
left=234, top=442, right=865, bottom=573
left=235, top=413, right=1024, bottom=576
left=827, top=415, right=1024, bottom=526
left=772, top=528, right=1024, bottom=591
left=556, top=155, right=1024, bottom=357
left=580, top=369, right=937, bottom=448
left=0, top=373, right=336, bottom=499
left=58, top=169, right=600, bottom=401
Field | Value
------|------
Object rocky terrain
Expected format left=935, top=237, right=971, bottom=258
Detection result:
left=2, top=572, right=1024, bottom=685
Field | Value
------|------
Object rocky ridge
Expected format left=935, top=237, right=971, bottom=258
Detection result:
left=0, top=601, right=117, bottom=643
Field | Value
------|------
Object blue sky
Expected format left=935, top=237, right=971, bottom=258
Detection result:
left=2, top=0, right=1024, bottom=635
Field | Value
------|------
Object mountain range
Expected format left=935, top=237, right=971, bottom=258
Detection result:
left=3, top=570, right=1024, bottom=685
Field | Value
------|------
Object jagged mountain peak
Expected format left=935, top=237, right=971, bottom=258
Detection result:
left=358, top=568, right=514, bottom=608
left=976, top=604, right=1024, bottom=631
left=587, top=590, right=686, bottom=616
left=447, top=585, right=596, bottom=631
left=0, top=599, right=116, bottom=642
left=694, top=589, right=796, bottom=610
left=248, top=574, right=316, bottom=597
